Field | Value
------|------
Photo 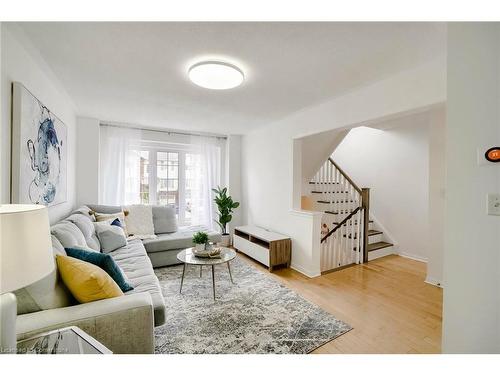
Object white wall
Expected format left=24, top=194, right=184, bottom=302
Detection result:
left=226, top=135, right=243, bottom=232
left=442, top=23, right=500, bottom=353
left=332, top=111, right=432, bottom=261
left=1, top=24, right=77, bottom=224
left=301, top=128, right=349, bottom=184
left=241, top=58, right=446, bottom=277
left=427, top=109, right=446, bottom=286
left=76, top=117, right=100, bottom=206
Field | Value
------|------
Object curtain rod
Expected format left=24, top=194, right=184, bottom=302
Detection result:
left=100, top=122, right=228, bottom=140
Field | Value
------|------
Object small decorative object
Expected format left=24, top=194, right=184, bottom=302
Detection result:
left=193, top=247, right=222, bottom=259
left=11, top=82, right=68, bottom=206
left=192, top=231, right=209, bottom=252
left=212, top=186, right=240, bottom=246
left=321, top=223, right=330, bottom=237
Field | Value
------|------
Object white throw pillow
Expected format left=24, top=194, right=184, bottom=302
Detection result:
left=124, top=205, right=156, bottom=239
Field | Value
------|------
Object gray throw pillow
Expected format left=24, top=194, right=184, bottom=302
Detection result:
left=152, top=205, right=178, bottom=234
left=94, top=222, right=127, bottom=253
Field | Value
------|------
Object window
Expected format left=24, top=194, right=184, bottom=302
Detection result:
left=133, top=146, right=203, bottom=225
left=157, top=151, right=179, bottom=208
left=139, top=151, right=150, bottom=204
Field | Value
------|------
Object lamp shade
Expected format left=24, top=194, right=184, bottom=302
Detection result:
left=0, top=204, right=54, bottom=293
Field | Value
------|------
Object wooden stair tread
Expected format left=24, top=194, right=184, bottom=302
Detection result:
left=325, top=210, right=354, bottom=215
left=343, top=229, right=382, bottom=239
left=332, top=219, right=373, bottom=225
left=368, top=241, right=393, bottom=252
left=309, top=181, right=341, bottom=184
left=311, top=190, right=349, bottom=194
left=317, top=200, right=355, bottom=204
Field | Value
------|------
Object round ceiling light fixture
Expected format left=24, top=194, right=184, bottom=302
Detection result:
left=188, top=61, right=244, bottom=90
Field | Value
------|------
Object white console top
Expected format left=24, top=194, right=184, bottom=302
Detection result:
left=234, top=225, right=290, bottom=243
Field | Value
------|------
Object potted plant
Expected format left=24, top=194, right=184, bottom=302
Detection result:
left=212, top=186, right=240, bottom=246
left=192, top=231, right=209, bottom=251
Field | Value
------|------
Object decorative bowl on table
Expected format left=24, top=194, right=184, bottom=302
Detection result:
left=193, top=247, right=222, bottom=259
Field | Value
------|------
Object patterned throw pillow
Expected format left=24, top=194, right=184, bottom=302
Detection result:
left=56, top=255, right=123, bottom=303
left=93, top=221, right=127, bottom=253
left=65, top=247, right=133, bottom=292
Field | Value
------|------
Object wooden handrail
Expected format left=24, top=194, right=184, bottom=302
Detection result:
left=328, top=157, right=362, bottom=194
left=361, top=188, right=370, bottom=263
left=321, top=206, right=361, bottom=243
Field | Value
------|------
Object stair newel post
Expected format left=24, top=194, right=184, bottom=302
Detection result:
left=361, top=188, right=370, bottom=263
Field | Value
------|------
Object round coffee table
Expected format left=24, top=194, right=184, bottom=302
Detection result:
left=177, top=247, right=236, bottom=300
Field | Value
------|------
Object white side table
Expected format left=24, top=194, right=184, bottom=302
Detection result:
left=17, top=326, right=112, bottom=354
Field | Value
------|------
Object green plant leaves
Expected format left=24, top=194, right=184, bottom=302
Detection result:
left=212, top=186, right=240, bottom=235
left=192, top=231, right=209, bottom=244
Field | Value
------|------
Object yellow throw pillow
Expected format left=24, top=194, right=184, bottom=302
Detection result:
left=56, top=255, right=123, bottom=303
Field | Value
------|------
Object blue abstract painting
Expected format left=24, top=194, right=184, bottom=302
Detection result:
left=11, top=82, right=67, bottom=206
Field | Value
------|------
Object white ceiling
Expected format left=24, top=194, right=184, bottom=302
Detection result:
left=17, top=22, right=446, bottom=134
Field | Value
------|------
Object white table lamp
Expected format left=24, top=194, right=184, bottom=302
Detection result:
left=0, top=204, right=54, bottom=353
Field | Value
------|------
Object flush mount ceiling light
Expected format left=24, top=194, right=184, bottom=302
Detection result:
left=188, top=61, right=244, bottom=90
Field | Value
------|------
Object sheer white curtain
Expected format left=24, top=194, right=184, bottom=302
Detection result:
left=99, top=125, right=142, bottom=205
left=188, top=135, right=222, bottom=230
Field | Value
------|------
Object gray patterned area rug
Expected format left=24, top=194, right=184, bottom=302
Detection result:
left=154, top=256, right=351, bottom=354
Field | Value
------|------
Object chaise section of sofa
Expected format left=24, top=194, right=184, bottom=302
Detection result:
left=87, top=204, right=222, bottom=267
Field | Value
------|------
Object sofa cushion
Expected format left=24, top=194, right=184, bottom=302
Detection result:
left=51, top=235, right=66, bottom=256
left=66, top=213, right=100, bottom=252
left=51, top=221, right=87, bottom=249
left=109, top=239, right=165, bottom=326
left=65, top=247, right=134, bottom=293
left=14, top=255, right=74, bottom=315
left=142, top=225, right=222, bottom=253
left=152, top=205, right=178, bottom=234
left=94, top=222, right=127, bottom=253
left=87, top=204, right=123, bottom=214
left=56, top=255, right=124, bottom=303
left=95, top=211, right=129, bottom=236
left=71, top=205, right=96, bottom=221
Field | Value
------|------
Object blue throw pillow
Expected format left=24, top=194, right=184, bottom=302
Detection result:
left=111, top=218, right=124, bottom=229
left=65, top=247, right=134, bottom=292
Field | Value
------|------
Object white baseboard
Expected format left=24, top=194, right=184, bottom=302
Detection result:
left=398, top=252, right=428, bottom=263
left=290, top=263, right=321, bottom=278
left=425, top=277, right=443, bottom=288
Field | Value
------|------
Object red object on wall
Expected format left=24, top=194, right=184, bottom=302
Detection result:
left=485, top=147, right=500, bottom=162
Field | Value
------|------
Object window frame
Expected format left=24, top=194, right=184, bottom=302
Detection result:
left=137, top=141, right=194, bottom=225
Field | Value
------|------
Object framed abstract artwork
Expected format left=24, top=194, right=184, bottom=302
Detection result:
left=11, top=82, right=67, bottom=206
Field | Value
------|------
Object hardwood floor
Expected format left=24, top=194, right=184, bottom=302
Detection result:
left=238, top=253, right=443, bottom=353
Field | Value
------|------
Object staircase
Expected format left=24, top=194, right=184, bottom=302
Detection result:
left=310, top=158, right=394, bottom=273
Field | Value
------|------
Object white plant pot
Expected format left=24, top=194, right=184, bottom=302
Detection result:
left=195, top=243, right=205, bottom=251
left=220, top=234, right=231, bottom=247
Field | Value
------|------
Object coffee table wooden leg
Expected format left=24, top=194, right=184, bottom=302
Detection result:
left=200, top=266, right=202, bottom=278
left=179, top=263, right=186, bottom=293
left=212, top=265, right=216, bottom=300
left=227, top=261, right=234, bottom=284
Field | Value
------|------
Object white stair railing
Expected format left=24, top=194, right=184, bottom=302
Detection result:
left=311, top=158, right=368, bottom=272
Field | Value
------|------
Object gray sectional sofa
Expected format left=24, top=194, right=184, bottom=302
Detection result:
left=87, top=204, right=222, bottom=267
left=15, top=204, right=222, bottom=354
